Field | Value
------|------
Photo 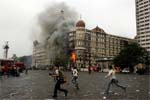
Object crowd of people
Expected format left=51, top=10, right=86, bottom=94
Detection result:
left=49, top=64, right=126, bottom=98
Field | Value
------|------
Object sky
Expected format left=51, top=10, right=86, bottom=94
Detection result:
left=0, top=0, right=136, bottom=58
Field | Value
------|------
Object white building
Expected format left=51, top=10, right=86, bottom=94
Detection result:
left=135, top=0, right=150, bottom=53
left=32, top=40, right=50, bottom=69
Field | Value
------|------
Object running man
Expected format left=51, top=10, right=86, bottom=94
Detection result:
left=105, top=65, right=126, bottom=94
left=71, top=67, right=79, bottom=90
left=49, top=65, right=68, bottom=98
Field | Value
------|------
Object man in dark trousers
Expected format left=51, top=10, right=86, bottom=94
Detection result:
left=25, top=67, right=28, bottom=74
left=105, top=65, right=126, bottom=94
left=88, top=66, right=91, bottom=74
left=50, top=65, right=68, bottom=98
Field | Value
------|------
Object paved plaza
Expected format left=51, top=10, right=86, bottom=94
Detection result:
left=0, top=70, right=150, bottom=100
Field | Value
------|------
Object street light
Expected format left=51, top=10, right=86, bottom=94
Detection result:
left=3, top=41, right=9, bottom=59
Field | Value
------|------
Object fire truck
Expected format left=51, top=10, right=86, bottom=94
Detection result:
left=0, top=59, right=25, bottom=76
left=14, top=62, right=25, bottom=72
left=0, top=59, right=14, bottom=75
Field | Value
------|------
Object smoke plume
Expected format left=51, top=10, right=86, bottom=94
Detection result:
left=37, top=2, right=78, bottom=60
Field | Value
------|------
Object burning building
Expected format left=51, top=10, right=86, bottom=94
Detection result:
left=32, top=19, right=134, bottom=69
left=32, top=2, right=78, bottom=69
left=32, top=2, right=134, bottom=69
left=68, top=20, right=135, bottom=69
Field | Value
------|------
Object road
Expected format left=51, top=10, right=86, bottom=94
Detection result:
left=0, top=70, right=150, bottom=100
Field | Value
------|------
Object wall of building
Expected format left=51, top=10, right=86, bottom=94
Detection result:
left=69, top=20, right=134, bottom=69
left=32, top=41, right=49, bottom=69
left=135, top=0, right=150, bottom=52
left=32, top=20, right=134, bottom=70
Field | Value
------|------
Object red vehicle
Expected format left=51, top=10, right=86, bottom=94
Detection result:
left=90, top=66, right=100, bottom=72
left=15, top=62, right=26, bottom=72
left=0, top=59, right=14, bottom=66
left=0, top=59, right=14, bottom=75
left=0, top=59, right=25, bottom=76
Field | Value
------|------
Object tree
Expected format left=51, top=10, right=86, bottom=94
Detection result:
left=113, top=42, right=149, bottom=73
left=11, top=54, right=18, bottom=61
left=18, top=56, right=27, bottom=63
left=53, top=53, right=69, bottom=69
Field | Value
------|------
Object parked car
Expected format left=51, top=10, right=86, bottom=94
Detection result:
left=122, top=68, right=130, bottom=73
left=92, top=66, right=100, bottom=72
left=102, top=69, right=109, bottom=72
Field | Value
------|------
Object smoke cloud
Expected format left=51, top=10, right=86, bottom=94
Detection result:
left=37, top=2, right=78, bottom=59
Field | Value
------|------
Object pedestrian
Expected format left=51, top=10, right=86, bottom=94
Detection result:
left=0, top=66, right=2, bottom=79
left=16, top=67, right=20, bottom=77
left=88, top=66, right=91, bottom=74
left=105, top=65, right=126, bottom=94
left=25, top=67, right=28, bottom=74
left=4, top=65, right=9, bottom=77
left=49, top=65, right=68, bottom=98
left=71, top=67, right=79, bottom=90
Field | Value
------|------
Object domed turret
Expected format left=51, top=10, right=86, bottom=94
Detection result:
left=76, top=20, right=85, bottom=27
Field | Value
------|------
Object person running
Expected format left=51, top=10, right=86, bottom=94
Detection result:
left=49, top=65, right=68, bottom=98
left=105, top=65, right=126, bottom=94
left=71, top=67, right=79, bottom=90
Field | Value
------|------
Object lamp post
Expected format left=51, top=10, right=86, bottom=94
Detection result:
left=3, top=41, right=9, bottom=59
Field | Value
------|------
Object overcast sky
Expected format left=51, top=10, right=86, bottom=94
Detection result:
left=0, top=0, right=136, bottom=58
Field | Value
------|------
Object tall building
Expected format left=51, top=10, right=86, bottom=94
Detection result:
left=135, top=0, right=150, bottom=53
left=69, top=20, right=134, bottom=69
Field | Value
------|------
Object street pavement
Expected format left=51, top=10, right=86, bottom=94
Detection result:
left=0, top=70, right=150, bottom=100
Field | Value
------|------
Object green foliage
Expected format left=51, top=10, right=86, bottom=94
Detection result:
left=113, top=42, right=149, bottom=72
left=18, top=56, right=27, bottom=63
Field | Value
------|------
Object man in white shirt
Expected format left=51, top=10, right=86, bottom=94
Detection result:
left=71, top=67, right=79, bottom=90
left=105, top=65, right=126, bottom=94
left=50, top=65, right=68, bottom=98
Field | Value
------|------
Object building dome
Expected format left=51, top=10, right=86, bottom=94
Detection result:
left=76, top=20, right=85, bottom=27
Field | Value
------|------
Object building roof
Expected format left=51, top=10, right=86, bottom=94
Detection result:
left=76, top=20, right=85, bottom=27
left=92, top=26, right=104, bottom=33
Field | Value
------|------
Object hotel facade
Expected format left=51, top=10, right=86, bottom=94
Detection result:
left=68, top=20, right=134, bottom=69
left=32, top=20, right=134, bottom=69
